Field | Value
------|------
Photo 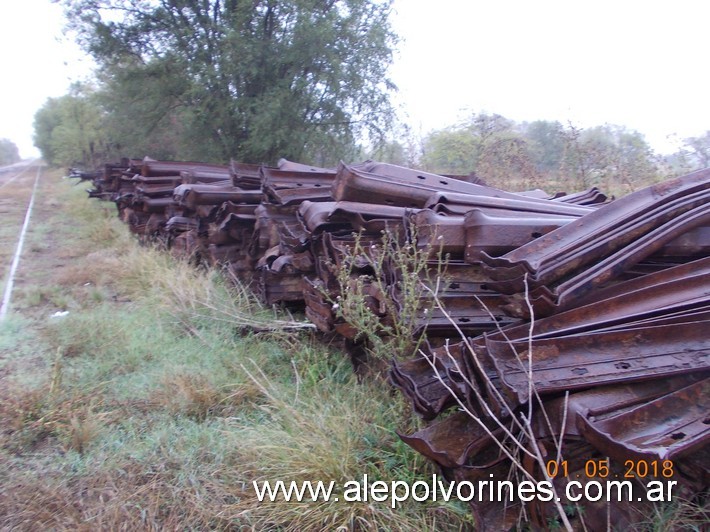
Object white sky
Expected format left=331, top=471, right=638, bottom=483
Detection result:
left=0, top=0, right=93, bottom=158
left=1, top=0, right=709, bottom=158
left=390, top=0, right=710, bottom=153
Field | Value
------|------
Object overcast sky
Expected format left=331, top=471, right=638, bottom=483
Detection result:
left=0, top=0, right=92, bottom=158
left=390, top=0, right=710, bottom=153
left=1, top=0, right=709, bottom=158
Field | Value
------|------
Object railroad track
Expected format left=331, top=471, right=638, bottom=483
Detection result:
left=0, top=160, right=43, bottom=320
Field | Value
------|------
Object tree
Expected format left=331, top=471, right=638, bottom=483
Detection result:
left=420, top=112, right=515, bottom=176
left=94, top=60, right=189, bottom=160
left=560, top=124, right=658, bottom=193
left=420, top=113, right=662, bottom=193
left=420, top=112, right=542, bottom=188
left=612, top=127, right=659, bottom=190
left=61, top=0, right=398, bottom=165
left=657, top=131, right=710, bottom=178
left=683, top=131, right=710, bottom=169
left=476, top=133, right=539, bottom=190
left=33, top=84, right=113, bottom=168
left=420, top=127, right=480, bottom=175
left=33, top=98, right=63, bottom=165
left=521, top=120, right=567, bottom=173
left=0, top=139, right=21, bottom=166
left=367, top=138, right=408, bottom=166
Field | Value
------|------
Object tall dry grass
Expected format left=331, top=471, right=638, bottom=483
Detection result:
left=0, top=170, right=473, bottom=530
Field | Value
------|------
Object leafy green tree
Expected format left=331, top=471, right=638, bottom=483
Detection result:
left=682, top=131, right=710, bottom=169
left=33, top=84, right=112, bottom=168
left=420, top=112, right=542, bottom=188
left=0, top=139, right=21, bottom=165
left=33, top=97, right=63, bottom=165
left=612, top=127, right=659, bottom=190
left=94, top=60, right=189, bottom=161
left=420, top=127, right=480, bottom=175
left=560, top=124, right=613, bottom=189
left=420, top=112, right=514, bottom=175
left=521, top=120, right=567, bottom=173
left=476, top=133, right=539, bottom=190
left=61, top=0, right=398, bottom=165
left=367, top=138, right=408, bottom=166
left=466, top=112, right=514, bottom=143
left=561, top=124, right=658, bottom=193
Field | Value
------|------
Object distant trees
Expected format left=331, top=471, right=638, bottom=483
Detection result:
left=0, top=139, right=20, bottom=166
left=33, top=98, right=64, bottom=166
left=420, top=113, right=545, bottom=189
left=420, top=127, right=480, bottom=176
left=420, top=113, right=661, bottom=193
left=420, top=113, right=513, bottom=176
left=559, top=124, right=659, bottom=193
left=366, top=138, right=409, bottom=167
left=60, top=0, right=398, bottom=166
left=33, top=84, right=113, bottom=168
left=682, top=131, right=710, bottom=169
left=658, top=130, right=710, bottom=177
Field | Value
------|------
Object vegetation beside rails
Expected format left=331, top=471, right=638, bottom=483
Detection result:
left=2, top=171, right=707, bottom=530
left=0, top=171, right=473, bottom=530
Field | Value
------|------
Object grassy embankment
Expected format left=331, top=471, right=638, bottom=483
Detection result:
left=0, top=170, right=473, bottom=530
left=1, top=169, right=706, bottom=531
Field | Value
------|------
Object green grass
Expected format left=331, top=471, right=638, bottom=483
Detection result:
left=2, top=170, right=704, bottom=531
left=0, top=171, right=473, bottom=530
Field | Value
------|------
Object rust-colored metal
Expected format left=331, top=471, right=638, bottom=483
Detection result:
left=229, top=160, right=263, bottom=189
left=551, top=186, right=610, bottom=205
left=425, top=191, right=593, bottom=217
left=173, top=183, right=261, bottom=210
left=481, top=169, right=710, bottom=283
left=332, top=161, right=542, bottom=208
left=83, top=155, right=710, bottom=529
left=578, top=378, right=710, bottom=462
left=398, top=411, right=501, bottom=468
left=139, top=157, right=230, bottom=178
left=486, top=320, right=710, bottom=404
left=463, top=209, right=574, bottom=263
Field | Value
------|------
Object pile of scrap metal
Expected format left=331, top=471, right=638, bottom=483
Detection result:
left=391, top=169, right=710, bottom=529
left=80, top=157, right=709, bottom=529
left=82, top=157, right=603, bottom=333
left=84, top=158, right=232, bottom=244
left=82, top=156, right=334, bottom=301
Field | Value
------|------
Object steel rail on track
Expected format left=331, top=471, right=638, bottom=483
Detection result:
left=0, top=163, right=42, bottom=320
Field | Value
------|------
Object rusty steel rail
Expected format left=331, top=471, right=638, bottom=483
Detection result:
left=481, top=169, right=710, bottom=281
left=78, top=155, right=710, bottom=530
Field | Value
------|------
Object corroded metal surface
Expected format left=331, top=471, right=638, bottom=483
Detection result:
left=578, top=378, right=710, bottom=462
left=79, top=157, right=710, bottom=529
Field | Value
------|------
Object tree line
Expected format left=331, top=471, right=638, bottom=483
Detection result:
left=33, top=0, right=709, bottom=194
left=37, top=0, right=397, bottom=169
left=413, top=113, right=701, bottom=194
left=415, top=115, right=710, bottom=193
left=0, top=139, right=20, bottom=166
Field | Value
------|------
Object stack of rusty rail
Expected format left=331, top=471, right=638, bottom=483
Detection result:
left=300, top=161, right=601, bottom=343
left=84, top=156, right=601, bottom=338
left=85, top=157, right=234, bottom=242
left=391, top=168, right=710, bottom=529
left=249, top=161, right=337, bottom=304
left=82, top=158, right=709, bottom=529
left=85, top=157, right=339, bottom=301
